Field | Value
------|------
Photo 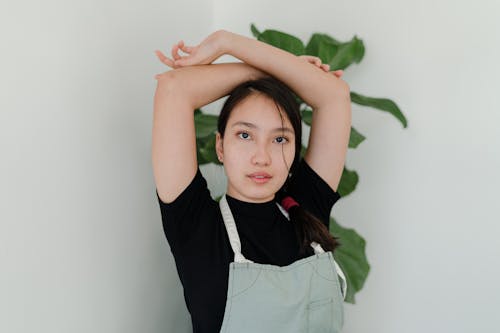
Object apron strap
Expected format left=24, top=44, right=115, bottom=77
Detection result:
left=334, top=260, right=348, bottom=300
left=311, top=241, right=348, bottom=299
left=219, top=195, right=254, bottom=263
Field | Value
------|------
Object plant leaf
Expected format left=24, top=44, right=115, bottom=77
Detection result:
left=349, top=127, right=366, bottom=149
left=330, top=217, right=370, bottom=304
left=305, top=33, right=340, bottom=64
left=300, top=145, right=307, bottom=158
left=257, top=29, right=305, bottom=56
left=301, top=108, right=313, bottom=126
left=196, top=138, right=209, bottom=165
left=198, top=133, right=220, bottom=165
left=300, top=109, right=365, bottom=149
left=337, top=166, right=358, bottom=197
left=194, top=112, right=218, bottom=138
left=250, top=23, right=262, bottom=38
left=350, top=92, right=408, bottom=128
left=329, top=35, right=365, bottom=70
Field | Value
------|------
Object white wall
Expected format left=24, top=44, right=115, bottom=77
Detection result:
left=0, top=0, right=213, bottom=332
left=1, top=0, right=498, bottom=332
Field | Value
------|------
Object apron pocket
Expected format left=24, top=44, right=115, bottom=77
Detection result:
left=307, top=297, right=333, bottom=332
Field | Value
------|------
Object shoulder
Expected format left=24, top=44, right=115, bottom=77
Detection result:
left=286, top=158, right=341, bottom=226
left=156, top=167, right=220, bottom=252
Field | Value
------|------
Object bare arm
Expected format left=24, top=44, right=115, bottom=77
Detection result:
left=220, top=30, right=349, bottom=110
left=219, top=31, right=351, bottom=191
left=164, top=30, right=351, bottom=192
left=152, top=62, right=266, bottom=203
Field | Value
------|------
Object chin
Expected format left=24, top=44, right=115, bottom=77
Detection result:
left=248, top=188, right=280, bottom=201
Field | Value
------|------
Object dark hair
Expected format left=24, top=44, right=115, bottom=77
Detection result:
left=217, top=76, right=339, bottom=255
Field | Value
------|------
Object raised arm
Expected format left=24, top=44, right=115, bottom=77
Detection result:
left=171, top=30, right=351, bottom=192
left=152, top=62, right=266, bottom=203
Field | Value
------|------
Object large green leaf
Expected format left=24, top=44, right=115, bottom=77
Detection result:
left=305, top=33, right=340, bottom=64
left=348, top=127, right=366, bottom=149
left=250, top=23, right=262, bottom=38
left=256, top=29, right=305, bottom=56
left=337, top=166, right=358, bottom=197
left=330, top=217, right=370, bottom=304
left=329, top=36, right=365, bottom=70
left=300, top=109, right=365, bottom=149
left=301, top=108, right=313, bottom=125
left=198, top=133, right=220, bottom=165
left=194, top=112, right=218, bottom=138
left=196, top=138, right=209, bottom=165
left=300, top=145, right=307, bottom=158
left=351, top=92, right=407, bottom=128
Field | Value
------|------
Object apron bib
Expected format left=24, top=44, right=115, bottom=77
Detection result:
left=219, top=194, right=347, bottom=333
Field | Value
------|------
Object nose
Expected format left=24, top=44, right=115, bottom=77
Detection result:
left=251, top=143, right=271, bottom=166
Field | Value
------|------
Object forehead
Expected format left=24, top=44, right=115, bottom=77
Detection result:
left=227, top=93, right=293, bottom=130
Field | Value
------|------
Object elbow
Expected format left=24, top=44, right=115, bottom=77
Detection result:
left=155, top=71, right=179, bottom=96
left=319, top=73, right=350, bottom=99
left=317, top=79, right=351, bottom=109
left=331, top=77, right=350, bottom=97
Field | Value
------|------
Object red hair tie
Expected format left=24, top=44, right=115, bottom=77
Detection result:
left=281, top=196, right=299, bottom=212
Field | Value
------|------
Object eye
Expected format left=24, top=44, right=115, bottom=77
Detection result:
left=237, top=131, right=251, bottom=140
left=275, top=136, right=289, bottom=144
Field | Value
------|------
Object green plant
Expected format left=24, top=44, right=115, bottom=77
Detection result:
left=193, top=24, right=408, bottom=303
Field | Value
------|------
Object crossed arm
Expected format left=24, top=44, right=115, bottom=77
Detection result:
left=153, top=30, right=350, bottom=202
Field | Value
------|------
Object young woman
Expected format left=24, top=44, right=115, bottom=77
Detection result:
left=152, top=30, right=351, bottom=333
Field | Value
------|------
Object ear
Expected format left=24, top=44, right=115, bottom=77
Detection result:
left=215, top=132, right=224, bottom=162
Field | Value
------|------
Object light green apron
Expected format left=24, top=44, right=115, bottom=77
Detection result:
left=219, top=194, right=347, bottom=333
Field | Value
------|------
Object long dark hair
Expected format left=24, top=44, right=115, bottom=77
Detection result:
left=217, top=76, right=339, bottom=255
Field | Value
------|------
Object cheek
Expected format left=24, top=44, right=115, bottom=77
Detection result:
left=224, top=143, right=247, bottom=160
left=274, top=143, right=296, bottom=158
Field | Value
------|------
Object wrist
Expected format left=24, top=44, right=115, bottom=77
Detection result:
left=216, top=29, right=236, bottom=56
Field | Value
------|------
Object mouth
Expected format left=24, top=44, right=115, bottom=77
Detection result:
left=247, top=173, right=272, bottom=184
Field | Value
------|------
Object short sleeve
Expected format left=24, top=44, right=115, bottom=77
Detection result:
left=286, top=159, right=341, bottom=227
left=156, top=167, right=216, bottom=254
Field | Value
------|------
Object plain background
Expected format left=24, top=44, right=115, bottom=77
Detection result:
left=1, top=0, right=499, bottom=332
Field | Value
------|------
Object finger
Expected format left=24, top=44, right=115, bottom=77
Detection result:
left=321, top=64, right=330, bottom=71
left=177, top=40, right=186, bottom=53
left=307, top=56, right=321, bottom=66
left=300, top=55, right=320, bottom=66
left=332, top=70, right=343, bottom=78
left=155, top=50, right=176, bottom=68
left=304, top=56, right=321, bottom=65
left=174, top=56, right=190, bottom=67
left=178, top=40, right=194, bottom=54
left=171, top=43, right=181, bottom=60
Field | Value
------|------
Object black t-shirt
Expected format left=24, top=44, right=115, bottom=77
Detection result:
left=156, top=159, right=341, bottom=333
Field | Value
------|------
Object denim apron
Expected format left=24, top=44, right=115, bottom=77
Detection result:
left=219, top=194, right=347, bottom=333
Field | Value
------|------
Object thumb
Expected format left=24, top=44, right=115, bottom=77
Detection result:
left=174, top=58, right=189, bottom=66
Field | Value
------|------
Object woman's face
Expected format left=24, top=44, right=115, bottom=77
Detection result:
left=216, top=93, right=296, bottom=203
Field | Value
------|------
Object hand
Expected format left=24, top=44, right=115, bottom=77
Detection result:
left=298, top=55, right=344, bottom=78
left=154, top=31, right=226, bottom=70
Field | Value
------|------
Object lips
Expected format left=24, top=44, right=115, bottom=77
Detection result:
left=248, top=172, right=272, bottom=178
left=248, top=172, right=272, bottom=184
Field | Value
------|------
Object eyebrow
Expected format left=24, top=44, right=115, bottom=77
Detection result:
left=231, top=121, right=294, bottom=134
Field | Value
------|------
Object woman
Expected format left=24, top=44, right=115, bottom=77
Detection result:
left=152, top=30, right=351, bottom=333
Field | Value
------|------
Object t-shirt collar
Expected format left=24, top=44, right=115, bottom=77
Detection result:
left=225, top=194, right=280, bottom=219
